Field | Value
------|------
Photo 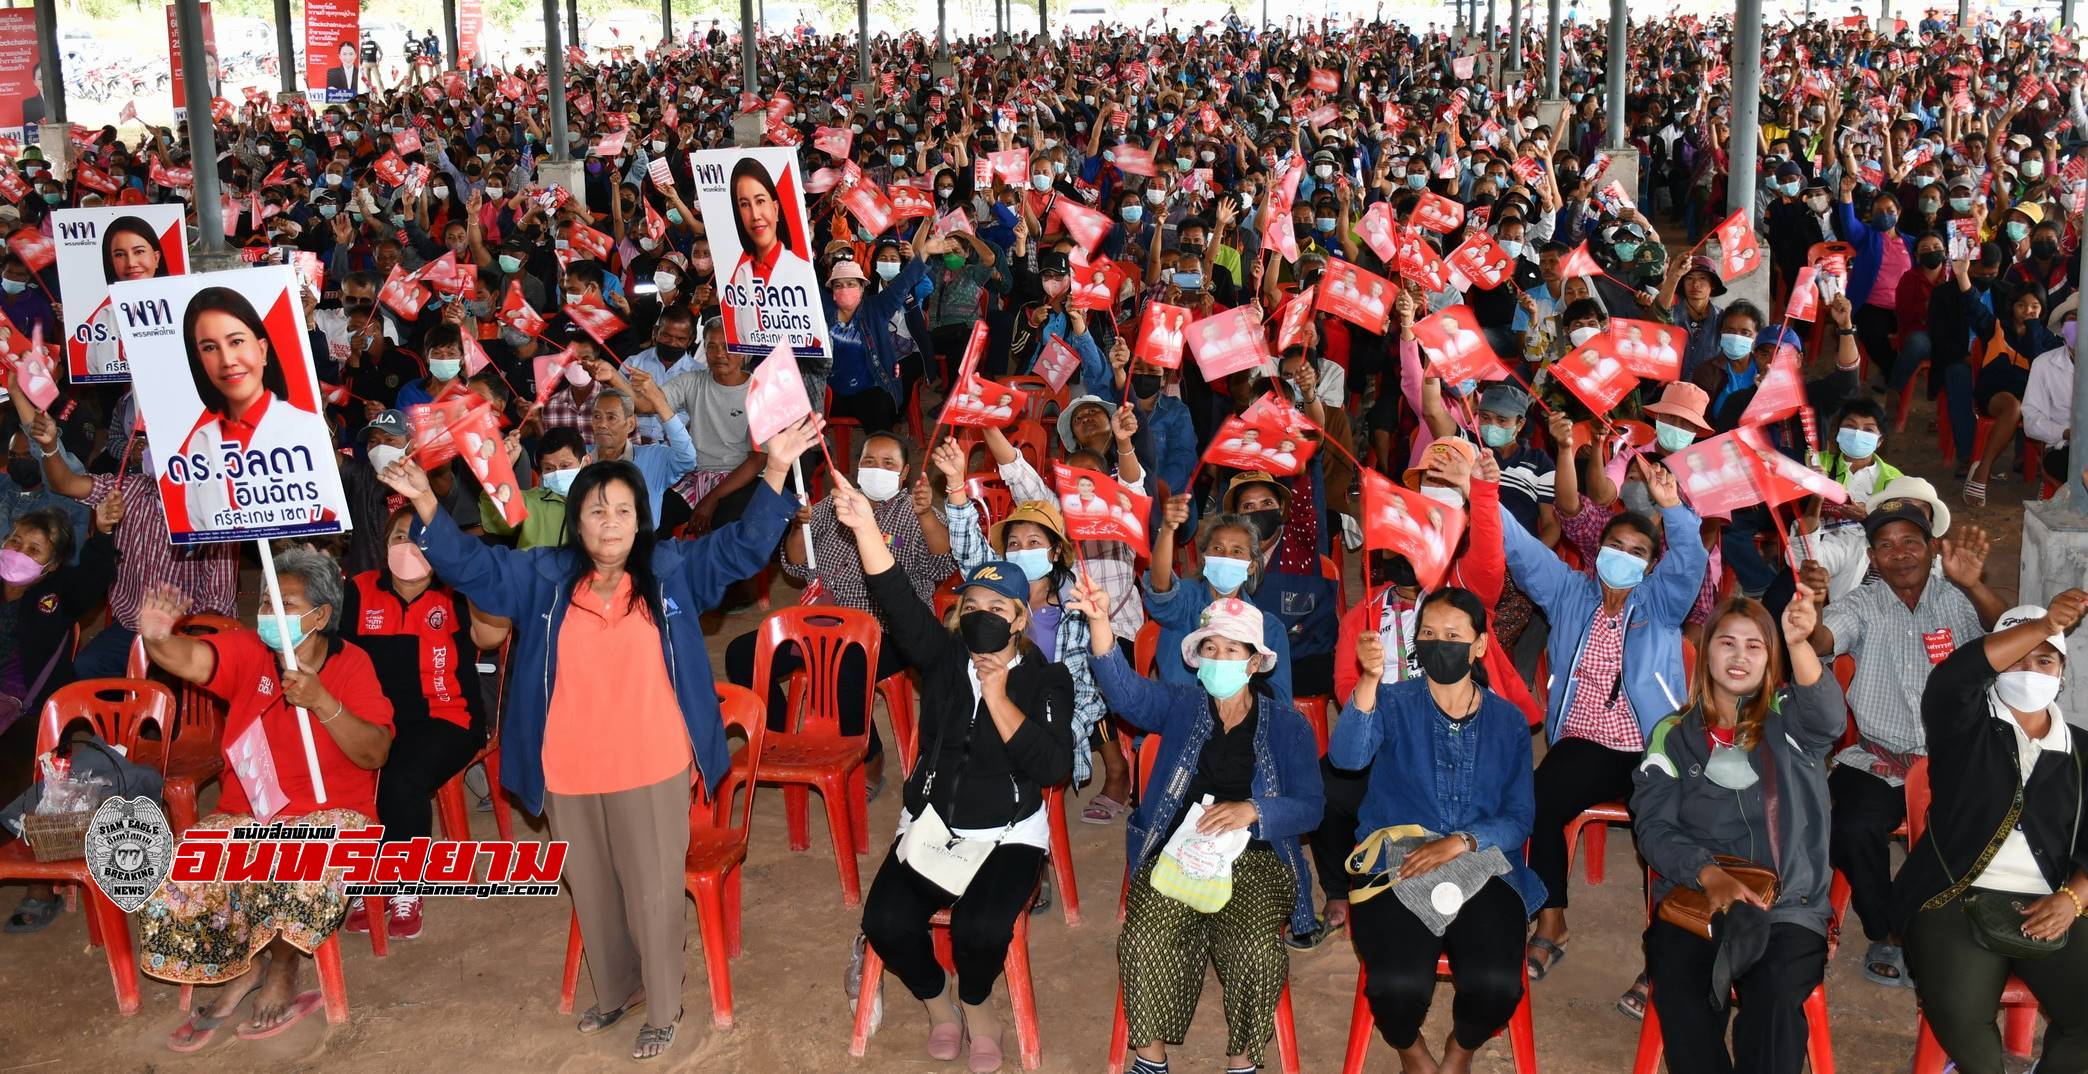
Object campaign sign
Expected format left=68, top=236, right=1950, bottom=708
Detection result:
left=689, top=146, right=830, bottom=362
left=52, top=205, right=188, bottom=383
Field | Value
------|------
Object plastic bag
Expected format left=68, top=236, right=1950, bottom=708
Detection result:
left=1149, top=796, right=1252, bottom=913
left=35, top=750, right=114, bottom=816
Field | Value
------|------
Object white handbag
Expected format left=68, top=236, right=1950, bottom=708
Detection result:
left=895, top=703, right=1019, bottom=900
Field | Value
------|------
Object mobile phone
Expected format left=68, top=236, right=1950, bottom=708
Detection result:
left=632, top=280, right=659, bottom=297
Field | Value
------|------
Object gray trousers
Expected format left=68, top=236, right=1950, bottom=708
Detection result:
left=547, top=768, right=692, bottom=1022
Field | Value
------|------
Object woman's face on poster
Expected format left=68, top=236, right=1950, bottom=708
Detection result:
left=108, top=231, right=160, bottom=282
left=734, top=174, right=779, bottom=253
left=193, top=309, right=271, bottom=413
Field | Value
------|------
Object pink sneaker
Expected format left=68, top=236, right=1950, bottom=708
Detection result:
left=386, top=896, right=424, bottom=940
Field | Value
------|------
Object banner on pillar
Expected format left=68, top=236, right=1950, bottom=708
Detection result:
left=304, top=0, right=360, bottom=103
left=458, top=0, right=483, bottom=69
left=165, top=1, right=219, bottom=120
left=52, top=205, right=189, bottom=384
left=0, top=11, right=40, bottom=146
left=687, top=146, right=831, bottom=364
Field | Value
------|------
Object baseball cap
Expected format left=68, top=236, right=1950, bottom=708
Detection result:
left=1862, top=494, right=1940, bottom=542
left=1477, top=383, right=1532, bottom=419
left=1403, top=436, right=1480, bottom=490
left=362, top=409, right=408, bottom=441
left=958, top=560, right=1031, bottom=606
left=1994, top=604, right=2067, bottom=657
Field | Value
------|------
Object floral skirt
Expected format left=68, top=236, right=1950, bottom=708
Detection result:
left=138, top=809, right=367, bottom=986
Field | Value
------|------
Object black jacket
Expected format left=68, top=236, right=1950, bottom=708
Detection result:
left=864, top=565, right=1074, bottom=831
left=5, top=528, right=118, bottom=712
left=1889, top=642, right=2088, bottom=934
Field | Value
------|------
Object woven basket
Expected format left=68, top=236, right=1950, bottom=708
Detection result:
left=20, top=811, right=91, bottom=862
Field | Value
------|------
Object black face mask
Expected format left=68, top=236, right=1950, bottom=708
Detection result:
left=1374, top=554, right=1418, bottom=589
left=959, top=610, right=1013, bottom=654
left=653, top=343, right=686, bottom=364
left=7, top=457, right=40, bottom=489
left=1131, top=373, right=1163, bottom=399
left=1245, top=508, right=1284, bottom=544
left=1414, top=639, right=1474, bottom=686
left=2033, top=239, right=2060, bottom=260
left=1917, top=249, right=1946, bottom=270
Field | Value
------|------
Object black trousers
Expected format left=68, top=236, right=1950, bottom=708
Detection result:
left=723, top=627, right=895, bottom=763
left=1530, top=737, right=1641, bottom=911
left=1290, top=651, right=1334, bottom=700
left=1643, top=918, right=1826, bottom=1074
left=1351, top=878, right=1529, bottom=1051
left=861, top=839, right=1045, bottom=1006
left=1309, top=757, right=1370, bottom=901
left=829, top=385, right=900, bottom=435
left=1827, top=766, right=1906, bottom=943
left=1854, top=303, right=1900, bottom=385
left=375, top=716, right=483, bottom=843
left=1904, top=895, right=2088, bottom=1074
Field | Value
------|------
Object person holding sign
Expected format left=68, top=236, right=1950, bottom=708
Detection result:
left=135, top=550, right=396, bottom=1051
left=381, top=415, right=823, bottom=1062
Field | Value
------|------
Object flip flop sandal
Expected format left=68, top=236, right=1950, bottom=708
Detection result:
left=1081, top=794, right=1129, bottom=825
left=1284, top=911, right=1345, bottom=951
left=1963, top=465, right=1988, bottom=507
left=579, top=994, right=647, bottom=1035
left=1863, top=941, right=1912, bottom=988
left=1524, top=936, right=1567, bottom=982
left=1028, top=874, right=1053, bottom=916
left=1616, top=974, right=1650, bottom=1021
left=166, top=1006, right=236, bottom=1053
left=3, top=894, right=61, bottom=933
left=234, top=990, right=325, bottom=1040
left=631, top=1017, right=680, bottom=1062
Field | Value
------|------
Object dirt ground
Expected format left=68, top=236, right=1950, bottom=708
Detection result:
left=0, top=381, right=2051, bottom=1074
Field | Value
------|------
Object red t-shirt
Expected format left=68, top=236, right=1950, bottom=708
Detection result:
left=206, top=631, right=395, bottom=819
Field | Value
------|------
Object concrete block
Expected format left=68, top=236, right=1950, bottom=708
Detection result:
left=1597, top=145, right=1640, bottom=212
left=538, top=159, right=586, bottom=200
left=731, top=112, right=764, bottom=147
left=932, top=60, right=955, bottom=79
left=35, top=124, right=69, bottom=180
left=2020, top=500, right=2088, bottom=728
left=1535, top=99, right=1568, bottom=138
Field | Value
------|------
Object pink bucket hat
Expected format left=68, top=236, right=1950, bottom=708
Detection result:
left=1182, top=597, right=1279, bottom=673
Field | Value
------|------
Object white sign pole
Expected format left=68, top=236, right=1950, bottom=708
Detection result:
left=793, top=457, right=817, bottom=570
left=257, top=537, right=328, bottom=804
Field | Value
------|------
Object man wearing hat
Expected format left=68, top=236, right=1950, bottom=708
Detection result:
left=1800, top=486, right=2006, bottom=989
left=1766, top=164, right=1835, bottom=299
left=1657, top=255, right=1727, bottom=379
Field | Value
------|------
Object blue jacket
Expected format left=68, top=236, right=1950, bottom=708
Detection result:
left=1143, top=573, right=1294, bottom=707
left=411, top=479, right=798, bottom=815
left=1332, top=678, right=1546, bottom=915
left=821, top=255, right=929, bottom=405
left=1092, top=647, right=1325, bottom=934
left=1833, top=201, right=1918, bottom=310
left=1500, top=501, right=1707, bottom=744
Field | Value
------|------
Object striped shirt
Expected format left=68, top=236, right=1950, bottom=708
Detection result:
left=87, top=473, right=239, bottom=630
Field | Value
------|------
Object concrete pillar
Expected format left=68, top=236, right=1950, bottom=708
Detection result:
left=274, top=0, right=297, bottom=96
left=1487, top=0, right=1497, bottom=43
left=937, top=0, right=947, bottom=59
left=857, top=0, right=869, bottom=82
left=1729, top=0, right=1762, bottom=221
left=173, top=0, right=226, bottom=255
left=1603, top=0, right=1625, bottom=150
left=1508, top=0, right=1523, bottom=71
left=1039, top=0, right=1048, bottom=41
left=567, top=0, right=580, bottom=47
left=659, top=0, right=671, bottom=43
left=543, top=0, right=570, bottom=160
left=2069, top=229, right=2088, bottom=513
left=445, top=0, right=461, bottom=68
left=740, top=0, right=758, bottom=97
left=731, top=112, right=763, bottom=147
left=33, top=0, right=64, bottom=125
left=1544, top=0, right=1562, bottom=98
left=35, top=126, right=69, bottom=181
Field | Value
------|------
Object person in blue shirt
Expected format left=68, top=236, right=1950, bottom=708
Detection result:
left=1144, top=493, right=1294, bottom=707
left=1335, top=587, right=1542, bottom=1074
left=620, top=308, right=705, bottom=444
left=583, top=367, right=697, bottom=528
left=1078, top=337, right=1198, bottom=497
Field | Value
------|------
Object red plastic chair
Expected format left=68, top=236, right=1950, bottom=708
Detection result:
left=1951, top=416, right=2043, bottom=483
left=562, top=684, right=765, bottom=1027
left=433, top=642, right=516, bottom=870
left=125, top=613, right=241, bottom=835
left=1295, top=696, right=1331, bottom=756
left=1341, top=955, right=1538, bottom=1073
left=1320, top=554, right=1348, bottom=616
left=1006, top=419, right=1050, bottom=476
left=1563, top=801, right=1633, bottom=886
left=751, top=607, right=881, bottom=908
left=849, top=888, right=1045, bottom=1069
left=1904, top=758, right=2039, bottom=1068
left=964, top=474, right=1016, bottom=532
left=1132, top=621, right=1162, bottom=678
left=824, top=387, right=863, bottom=467
left=1631, top=982, right=1835, bottom=1073
left=1005, top=374, right=1070, bottom=423
left=1104, top=734, right=1303, bottom=1074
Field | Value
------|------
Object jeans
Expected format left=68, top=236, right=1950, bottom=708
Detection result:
left=1888, top=329, right=1933, bottom=391
left=1644, top=918, right=1826, bottom=1074
left=73, top=624, right=137, bottom=681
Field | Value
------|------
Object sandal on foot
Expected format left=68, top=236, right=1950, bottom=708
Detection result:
left=235, top=991, right=324, bottom=1040
left=579, top=994, right=647, bottom=1035
left=968, top=1027, right=1005, bottom=1073
left=1524, top=936, right=1567, bottom=982
left=167, top=1006, right=235, bottom=1053
left=927, top=1020, right=967, bottom=1062
left=1081, top=794, right=1129, bottom=825
left=1616, top=974, right=1650, bottom=1021
left=1028, top=874, right=1053, bottom=916
left=630, top=1016, right=680, bottom=1062
left=1963, top=465, right=1988, bottom=507
left=1863, top=941, right=1912, bottom=988
left=1284, top=910, right=1347, bottom=951
left=4, top=894, right=61, bottom=933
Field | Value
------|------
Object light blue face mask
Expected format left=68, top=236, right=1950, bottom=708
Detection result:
left=1614, top=242, right=1641, bottom=261
left=1595, top=546, right=1649, bottom=590
left=428, top=358, right=463, bottom=381
left=1197, top=657, right=1252, bottom=699
left=0, top=278, right=26, bottom=295
left=1407, top=173, right=1427, bottom=189
left=1719, top=332, right=1755, bottom=359
left=540, top=467, right=579, bottom=498
left=1006, top=547, right=1054, bottom=582
left=256, top=606, right=317, bottom=651
left=498, top=254, right=524, bottom=275
left=1480, top=423, right=1517, bottom=449
left=1654, top=420, right=1697, bottom=453
left=1836, top=426, right=1881, bottom=460
left=1203, top=555, right=1251, bottom=595
left=1121, top=204, right=1144, bottom=224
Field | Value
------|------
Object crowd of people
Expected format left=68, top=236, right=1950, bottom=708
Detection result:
left=3, top=5, right=2088, bottom=1072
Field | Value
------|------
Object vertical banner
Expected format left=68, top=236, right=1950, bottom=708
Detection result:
left=688, top=146, right=830, bottom=363
left=52, top=206, right=190, bottom=384
left=166, top=1, right=218, bottom=118
left=0, top=11, right=41, bottom=144
left=458, top=0, right=483, bottom=69
left=304, top=0, right=360, bottom=103
left=108, top=266, right=350, bottom=544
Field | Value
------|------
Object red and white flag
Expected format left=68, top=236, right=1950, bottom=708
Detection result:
left=379, top=265, right=429, bottom=318
left=566, top=222, right=615, bottom=261
left=562, top=293, right=627, bottom=347
left=9, top=325, right=58, bottom=411
left=1607, top=319, right=1687, bottom=381
left=942, top=372, right=1031, bottom=428
left=1276, top=286, right=1316, bottom=352
left=1033, top=334, right=1082, bottom=392
left=1446, top=231, right=1517, bottom=291
left=1135, top=302, right=1191, bottom=369
left=1314, top=259, right=1394, bottom=331
left=1052, top=463, right=1152, bottom=556
left=1558, top=241, right=1602, bottom=279
left=1053, top=198, right=1112, bottom=256
left=500, top=280, right=547, bottom=338
left=813, top=125, right=853, bottom=159
left=1785, top=266, right=1820, bottom=322
left=1409, top=305, right=1510, bottom=385
left=532, top=347, right=589, bottom=406
left=1361, top=470, right=1465, bottom=590
left=1737, top=351, right=1807, bottom=426
left=1111, top=144, right=1157, bottom=177
left=1711, top=210, right=1763, bottom=280
left=1554, top=332, right=1640, bottom=413
left=745, top=340, right=813, bottom=446
left=1186, top=305, right=1270, bottom=381
left=1409, top=191, right=1466, bottom=234
left=889, top=184, right=935, bottom=220
left=6, top=228, right=53, bottom=272
left=987, top=148, right=1030, bottom=186
left=1357, top=201, right=1399, bottom=262
left=1663, top=431, right=1769, bottom=517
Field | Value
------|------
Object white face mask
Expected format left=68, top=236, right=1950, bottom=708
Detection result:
left=1994, top=670, right=2063, bottom=714
left=855, top=466, right=902, bottom=502
left=653, top=271, right=679, bottom=293
left=1418, top=484, right=1464, bottom=508
left=1568, top=325, right=1600, bottom=347
left=367, top=443, right=406, bottom=474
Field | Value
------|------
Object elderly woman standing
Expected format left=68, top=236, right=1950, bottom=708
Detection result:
left=135, top=551, right=394, bottom=1052
left=833, top=474, right=1074, bottom=1073
left=379, top=416, right=821, bottom=1062
left=1079, top=580, right=1324, bottom=1074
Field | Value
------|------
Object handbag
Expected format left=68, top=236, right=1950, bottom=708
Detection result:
left=894, top=695, right=1019, bottom=900
left=1932, top=744, right=2082, bottom=960
left=1148, top=796, right=1251, bottom=912
left=1657, top=856, right=1781, bottom=940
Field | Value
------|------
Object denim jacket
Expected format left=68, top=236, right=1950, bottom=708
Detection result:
left=1092, top=647, right=1325, bottom=934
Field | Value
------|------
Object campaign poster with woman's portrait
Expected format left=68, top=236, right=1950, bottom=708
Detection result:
left=51, top=205, right=188, bottom=383
left=108, top=266, right=349, bottom=545
left=688, top=146, right=830, bottom=363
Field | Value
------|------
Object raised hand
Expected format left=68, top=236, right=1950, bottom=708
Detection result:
left=2043, top=589, right=2088, bottom=636
left=1638, top=456, right=1681, bottom=508
left=931, top=437, right=967, bottom=491
left=1356, top=630, right=1385, bottom=680
left=829, top=470, right=878, bottom=533
left=1782, top=583, right=1820, bottom=645
left=136, top=584, right=191, bottom=642
left=761, top=415, right=825, bottom=478
left=94, top=490, right=125, bottom=534
left=1938, top=524, right=1990, bottom=589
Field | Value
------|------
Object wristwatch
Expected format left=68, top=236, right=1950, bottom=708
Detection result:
left=1836, top=327, right=1858, bottom=336
left=1458, top=832, right=1478, bottom=853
